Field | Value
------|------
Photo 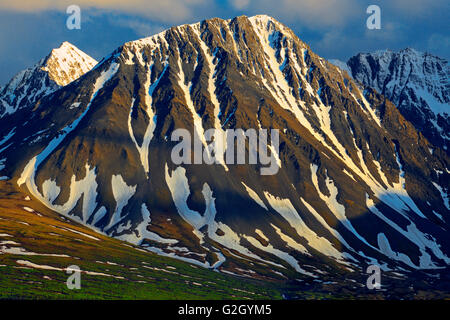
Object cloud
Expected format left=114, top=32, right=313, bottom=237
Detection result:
left=242, top=0, right=363, bottom=28
left=110, top=17, right=166, bottom=37
left=386, top=0, right=447, bottom=16
left=0, top=0, right=365, bottom=27
left=230, top=0, right=251, bottom=10
left=427, top=34, right=450, bottom=55
left=364, top=21, right=404, bottom=42
left=0, top=0, right=207, bottom=23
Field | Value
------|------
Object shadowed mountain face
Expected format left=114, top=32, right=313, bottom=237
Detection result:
left=0, top=15, right=449, bottom=282
left=344, top=49, right=449, bottom=153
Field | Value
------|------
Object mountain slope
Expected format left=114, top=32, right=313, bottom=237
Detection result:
left=0, top=180, right=280, bottom=299
left=333, top=49, right=449, bottom=152
left=0, top=42, right=97, bottom=118
left=4, top=178, right=446, bottom=299
left=1, top=15, right=449, bottom=286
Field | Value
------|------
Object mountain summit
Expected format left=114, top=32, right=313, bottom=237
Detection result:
left=0, top=15, right=449, bottom=285
left=0, top=42, right=97, bottom=118
left=333, top=48, right=449, bottom=152
left=41, top=41, right=98, bottom=87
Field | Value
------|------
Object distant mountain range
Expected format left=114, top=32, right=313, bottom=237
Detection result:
left=330, top=48, right=449, bottom=152
left=0, top=15, right=448, bottom=296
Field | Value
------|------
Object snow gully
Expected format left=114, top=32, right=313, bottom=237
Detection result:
left=170, top=128, right=280, bottom=175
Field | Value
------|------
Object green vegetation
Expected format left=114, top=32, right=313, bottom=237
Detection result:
left=0, top=180, right=281, bottom=300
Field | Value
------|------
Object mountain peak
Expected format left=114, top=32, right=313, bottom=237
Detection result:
left=248, top=14, right=277, bottom=23
left=346, top=47, right=449, bottom=151
left=127, top=14, right=286, bottom=44
left=0, top=42, right=97, bottom=117
left=43, top=42, right=98, bottom=86
left=59, top=40, right=75, bottom=48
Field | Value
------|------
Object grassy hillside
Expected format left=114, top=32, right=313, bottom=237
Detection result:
left=0, top=180, right=281, bottom=299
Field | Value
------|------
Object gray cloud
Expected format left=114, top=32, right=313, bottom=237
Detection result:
left=230, top=0, right=251, bottom=10
left=0, top=0, right=207, bottom=23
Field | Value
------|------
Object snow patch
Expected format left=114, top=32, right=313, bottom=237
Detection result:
left=106, top=174, right=136, bottom=230
left=242, top=182, right=268, bottom=210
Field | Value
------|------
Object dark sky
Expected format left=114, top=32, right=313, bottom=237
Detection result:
left=0, top=0, right=448, bottom=86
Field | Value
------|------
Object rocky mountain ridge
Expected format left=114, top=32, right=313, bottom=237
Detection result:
left=332, top=48, right=449, bottom=152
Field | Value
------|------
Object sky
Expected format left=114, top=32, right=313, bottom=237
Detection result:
left=0, top=0, right=448, bottom=85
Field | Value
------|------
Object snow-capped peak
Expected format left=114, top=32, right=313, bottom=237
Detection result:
left=248, top=14, right=277, bottom=24
left=0, top=42, right=97, bottom=118
left=345, top=48, right=449, bottom=151
left=42, top=41, right=98, bottom=86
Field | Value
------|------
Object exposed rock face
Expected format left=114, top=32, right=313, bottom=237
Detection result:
left=0, top=41, right=97, bottom=118
left=342, top=49, right=449, bottom=152
left=0, top=15, right=448, bottom=282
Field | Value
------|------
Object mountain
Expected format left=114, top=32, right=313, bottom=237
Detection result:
left=0, top=42, right=97, bottom=118
left=332, top=49, right=449, bottom=152
left=0, top=15, right=449, bottom=293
